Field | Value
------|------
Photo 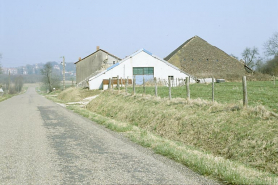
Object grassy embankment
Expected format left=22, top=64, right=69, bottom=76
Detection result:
left=52, top=83, right=278, bottom=184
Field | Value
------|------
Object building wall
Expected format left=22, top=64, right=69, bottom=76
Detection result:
left=89, top=51, right=194, bottom=90
left=76, top=50, right=120, bottom=86
left=166, top=37, right=246, bottom=80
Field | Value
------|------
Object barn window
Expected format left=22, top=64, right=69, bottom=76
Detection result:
left=133, top=67, right=154, bottom=75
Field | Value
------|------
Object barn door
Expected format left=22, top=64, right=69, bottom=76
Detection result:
left=133, top=67, right=154, bottom=85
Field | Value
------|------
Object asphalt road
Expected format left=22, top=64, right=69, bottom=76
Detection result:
left=0, top=87, right=219, bottom=184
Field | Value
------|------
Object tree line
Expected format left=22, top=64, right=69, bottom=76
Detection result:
left=236, top=32, right=278, bottom=75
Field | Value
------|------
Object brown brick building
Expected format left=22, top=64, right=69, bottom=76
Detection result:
left=164, top=36, right=250, bottom=80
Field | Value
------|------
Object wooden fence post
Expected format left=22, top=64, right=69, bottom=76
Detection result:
left=133, top=76, right=136, bottom=95
left=125, top=77, right=128, bottom=94
left=154, top=77, right=158, bottom=97
left=121, top=78, right=123, bottom=88
left=242, top=76, right=248, bottom=107
left=117, top=75, right=120, bottom=91
left=168, top=77, right=171, bottom=100
left=108, top=78, right=111, bottom=89
left=143, top=77, right=145, bottom=96
left=212, top=77, right=214, bottom=102
left=186, top=77, right=190, bottom=100
left=111, top=78, right=114, bottom=89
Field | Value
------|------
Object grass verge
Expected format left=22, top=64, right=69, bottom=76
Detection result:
left=0, top=94, right=14, bottom=102
left=67, top=104, right=277, bottom=185
left=0, top=86, right=28, bottom=102
left=87, top=91, right=278, bottom=176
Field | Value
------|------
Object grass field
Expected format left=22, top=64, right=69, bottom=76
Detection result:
left=126, top=81, right=278, bottom=113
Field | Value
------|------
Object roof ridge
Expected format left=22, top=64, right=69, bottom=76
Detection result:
left=164, top=36, right=244, bottom=65
left=74, top=49, right=121, bottom=64
left=164, top=36, right=197, bottom=61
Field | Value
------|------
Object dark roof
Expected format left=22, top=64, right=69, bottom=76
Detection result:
left=164, top=36, right=196, bottom=61
left=164, top=35, right=243, bottom=63
left=74, top=49, right=121, bottom=64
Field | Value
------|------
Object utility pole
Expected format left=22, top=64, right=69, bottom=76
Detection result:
left=8, top=70, right=10, bottom=93
left=62, top=56, right=65, bottom=90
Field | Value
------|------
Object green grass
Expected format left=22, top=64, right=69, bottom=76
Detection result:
left=0, top=86, right=28, bottom=102
left=67, top=104, right=278, bottom=185
left=0, top=94, right=14, bottom=102
left=126, top=81, right=278, bottom=113
left=86, top=91, right=278, bottom=177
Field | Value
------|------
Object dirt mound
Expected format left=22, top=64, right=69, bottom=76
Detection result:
left=57, top=87, right=83, bottom=102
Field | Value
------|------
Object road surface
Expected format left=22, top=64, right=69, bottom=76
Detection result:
left=0, top=87, right=218, bottom=184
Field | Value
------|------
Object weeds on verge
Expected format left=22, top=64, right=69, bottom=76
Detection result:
left=86, top=91, right=278, bottom=177
left=68, top=105, right=278, bottom=185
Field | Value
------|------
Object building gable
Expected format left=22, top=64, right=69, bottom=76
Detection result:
left=88, top=49, right=195, bottom=90
left=75, top=49, right=121, bottom=87
left=164, top=36, right=246, bottom=80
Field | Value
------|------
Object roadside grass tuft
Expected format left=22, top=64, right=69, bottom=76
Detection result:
left=0, top=94, right=13, bottom=102
left=0, top=86, right=28, bottom=102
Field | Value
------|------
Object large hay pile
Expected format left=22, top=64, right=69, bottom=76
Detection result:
left=57, top=87, right=83, bottom=102
left=57, top=87, right=102, bottom=102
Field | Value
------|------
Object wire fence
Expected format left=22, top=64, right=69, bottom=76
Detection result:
left=108, top=76, right=278, bottom=113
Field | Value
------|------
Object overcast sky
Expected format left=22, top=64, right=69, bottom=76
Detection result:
left=0, top=0, right=277, bottom=67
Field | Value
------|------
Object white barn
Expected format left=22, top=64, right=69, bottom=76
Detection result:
left=88, top=49, right=195, bottom=90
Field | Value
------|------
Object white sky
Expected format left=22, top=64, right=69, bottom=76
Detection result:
left=0, top=0, right=277, bottom=67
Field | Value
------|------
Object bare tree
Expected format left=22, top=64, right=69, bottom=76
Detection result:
left=264, top=32, right=278, bottom=57
left=41, top=62, right=61, bottom=92
left=241, top=47, right=259, bottom=69
left=254, top=56, right=264, bottom=72
left=14, top=76, right=24, bottom=93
